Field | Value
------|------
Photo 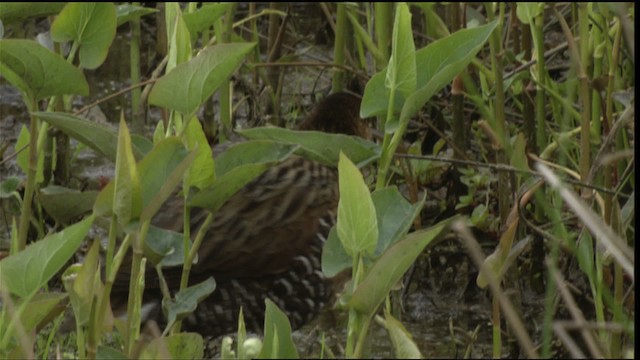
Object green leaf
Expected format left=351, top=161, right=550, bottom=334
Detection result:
left=189, top=162, right=272, bottom=213
left=15, top=292, right=67, bottom=334
left=516, top=2, right=543, bottom=24
left=321, top=226, right=352, bottom=277
left=143, top=333, right=204, bottom=359
left=189, top=141, right=298, bottom=211
left=258, top=299, right=298, bottom=359
left=322, top=187, right=424, bottom=277
left=361, top=21, right=498, bottom=123
left=385, top=3, right=416, bottom=100
left=62, top=240, right=101, bottom=326
left=165, top=3, right=191, bottom=71
left=349, top=216, right=456, bottom=315
left=113, top=117, right=142, bottom=225
left=0, top=215, right=94, bottom=298
left=0, top=3, right=65, bottom=23
left=372, top=186, right=424, bottom=257
left=337, top=152, right=378, bottom=257
left=379, top=309, right=422, bottom=359
left=398, top=20, right=498, bottom=131
left=35, top=112, right=146, bottom=162
left=38, top=186, right=98, bottom=225
left=50, top=3, right=117, bottom=69
left=214, top=140, right=299, bottom=177
left=144, top=226, right=191, bottom=267
left=94, top=137, right=190, bottom=221
left=0, top=176, right=21, bottom=199
left=0, top=39, right=89, bottom=101
left=149, top=42, right=256, bottom=115
left=183, top=3, right=231, bottom=39
left=139, top=145, right=196, bottom=223
left=163, top=277, right=216, bottom=330
left=116, top=3, right=158, bottom=27
left=239, top=127, right=380, bottom=168
left=183, top=117, right=215, bottom=190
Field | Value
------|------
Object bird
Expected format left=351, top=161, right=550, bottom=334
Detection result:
left=110, top=92, right=368, bottom=337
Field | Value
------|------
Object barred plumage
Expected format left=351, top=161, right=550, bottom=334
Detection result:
left=111, top=92, right=365, bottom=337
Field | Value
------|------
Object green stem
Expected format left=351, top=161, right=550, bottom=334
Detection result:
left=375, top=87, right=397, bottom=190
left=130, top=2, right=143, bottom=132
left=577, top=3, right=591, bottom=195
left=126, top=220, right=150, bottom=355
left=172, top=213, right=214, bottom=333
left=17, top=98, right=38, bottom=250
left=374, top=2, right=392, bottom=68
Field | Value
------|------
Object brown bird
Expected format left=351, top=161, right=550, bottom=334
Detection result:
left=111, top=92, right=368, bottom=336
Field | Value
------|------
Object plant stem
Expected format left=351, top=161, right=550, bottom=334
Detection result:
left=130, top=2, right=143, bottom=132
left=126, top=220, right=150, bottom=355
left=17, top=98, right=38, bottom=251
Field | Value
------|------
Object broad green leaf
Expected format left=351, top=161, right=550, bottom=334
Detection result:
left=149, top=42, right=256, bottom=115
left=183, top=3, right=231, bottom=40
left=0, top=3, right=65, bottom=23
left=144, top=226, right=192, bottom=267
left=38, top=186, right=98, bottom=225
left=361, top=21, right=498, bottom=123
left=189, top=141, right=297, bottom=211
left=321, top=226, right=352, bottom=277
left=94, top=137, right=190, bottom=220
left=516, top=2, right=543, bottom=24
left=15, top=292, right=67, bottom=334
left=337, top=152, right=377, bottom=257
left=372, top=186, right=424, bottom=257
left=113, top=117, right=142, bottom=225
left=322, top=187, right=424, bottom=277
left=188, top=163, right=273, bottom=213
left=116, top=3, right=158, bottom=27
left=239, top=127, right=380, bottom=168
left=163, top=277, right=216, bottom=330
left=398, top=20, right=498, bottom=131
left=0, top=215, right=94, bottom=298
left=0, top=39, right=89, bottom=101
left=62, top=240, right=101, bottom=326
left=183, top=117, right=215, bottom=190
left=379, top=309, right=422, bottom=359
left=132, top=133, right=154, bottom=155
left=165, top=3, right=191, bottom=71
left=142, top=333, right=204, bottom=360
left=0, top=176, right=21, bottom=199
left=50, top=3, right=117, bottom=69
left=349, top=216, right=456, bottom=315
left=385, top=3, right=416, bottom=100
left=139, top=148, right=196, bottom=223
left=35, top=112, right=146, bottom=162
left=214, top=140, right=299, bottom=177
left=258, top=299, right=298, bottom=359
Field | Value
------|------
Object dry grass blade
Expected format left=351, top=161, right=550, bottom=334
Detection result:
left=535, top=163, right=634, bottom=281
left=452, top=219, right=539, bottom=359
